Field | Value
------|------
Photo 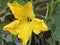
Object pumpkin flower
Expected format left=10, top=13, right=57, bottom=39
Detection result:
left=3, top=1, right=48, bottom=45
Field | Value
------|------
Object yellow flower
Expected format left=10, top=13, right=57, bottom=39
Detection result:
left=3, top=2, right=48, bottom=45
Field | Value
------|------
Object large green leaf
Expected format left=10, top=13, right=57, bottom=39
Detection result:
left=52, top=2, right=60, bottom=42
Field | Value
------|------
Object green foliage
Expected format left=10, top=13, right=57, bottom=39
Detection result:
left=7, top=42, right=16, bottom=45
left=0, top=37, right=17, bottom=45
left=0, top=0, right=9, bottom=13
left=16, top=0, right=25, bottom=5
left=52, top=2, right=60, bottom=42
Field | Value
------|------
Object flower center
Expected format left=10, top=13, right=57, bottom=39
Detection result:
left=27, top=18, right=32, bottom=22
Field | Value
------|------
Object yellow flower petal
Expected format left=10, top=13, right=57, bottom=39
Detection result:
left=31, top=18, right=48, bottom=34
left=24, top=1, right=35, bottom=18
left=17, top=22, right=32, bottom=45
left=3, top=20, right=20, bottom=35
left=7, top=2, right=35, bottom=20
left=41, top=20, right=48, bottom=31
left=7, top=2, right=26, bottom=20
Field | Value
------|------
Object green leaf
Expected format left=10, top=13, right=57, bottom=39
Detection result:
left=35, top=12, right=45, bottom=19
left=0, top=19, right=10, bottom=34
left=0, top=37, right=16, bottom=45
left=52, top=2, right=60, bottom=42
left=0, top=37, right=8, bottom=45
left=7, top=41, right=16, bottom=45
left=0, top=39, right=2, bottom=45
left=47, top=37, right=53, bottom=45
left=16, top=0, right=25, bottom=5
left=0, top=0, right=15, bottom=14
left=0, top=0, right=10, bottom=13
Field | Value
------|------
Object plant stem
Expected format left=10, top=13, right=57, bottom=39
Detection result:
left=53, top=39, right=56, bottom=45
left=51, top=36, right=56, bottom=45
left=45, top=3, right=49, bottom=20
left=30, top=0, right=33, bottom=3
left=54, top=0, right=60, bottom=4
left=28, top=33, right=32, bottom=45
left=49, top=0, right=54, bottom=18
left=36, top=6, right=47, bottom=11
